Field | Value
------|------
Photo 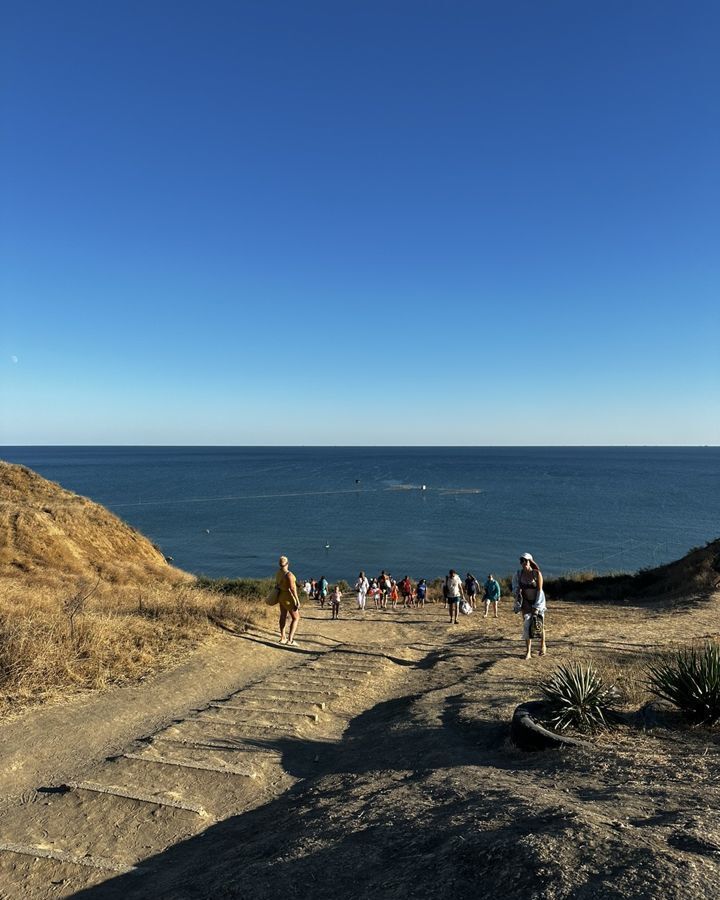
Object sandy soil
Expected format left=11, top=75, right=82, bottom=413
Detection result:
left=0, top=594, right=719, bottom=899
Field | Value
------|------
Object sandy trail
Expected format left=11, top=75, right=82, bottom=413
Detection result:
left=1, top=596, right=719, bottom=899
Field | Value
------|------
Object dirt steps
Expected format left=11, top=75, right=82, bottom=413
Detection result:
left=0, top=645, right=399, bottom=898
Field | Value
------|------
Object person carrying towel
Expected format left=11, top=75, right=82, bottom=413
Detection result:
left=512, top=552, right=547, bottom=659
left=276, top=555, right=301, bottom=645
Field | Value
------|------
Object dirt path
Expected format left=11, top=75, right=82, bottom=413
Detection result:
left=1, top=596, right=719, bottom=899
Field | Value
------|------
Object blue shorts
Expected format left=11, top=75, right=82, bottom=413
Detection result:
left=448, top=596, right=461, bottom=605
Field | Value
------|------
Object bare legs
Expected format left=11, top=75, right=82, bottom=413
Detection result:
left=524, top=634, right=547, bottom=659
left=279, top=607, right=300, bottom=645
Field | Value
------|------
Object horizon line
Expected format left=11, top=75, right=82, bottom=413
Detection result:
left=1, top=444, right=718, bottom=450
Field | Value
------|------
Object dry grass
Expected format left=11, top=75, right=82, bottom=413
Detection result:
left=0, top=460, right=277, bottom=717
left=0, top=573, right=274, bottom=715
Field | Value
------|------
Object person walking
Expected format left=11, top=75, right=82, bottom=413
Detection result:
left=445, top=569, right=465, bottom=625
left=379, top=571, right=392, bottom=610
left=389, top=578, right=399, bottom=610
left=355, top=571, right=369, bottom=611
left=317, top=575, right=329, bottom=609
left=512, top=553, right=547, bottom=658
left=483, top=573, right=501, bottom=618
left=330, top=583, right=342, bottom=619
left=275, top=555, right=301, bottom=645
left=416, top=578, right=427, bottom=607
left=400, top=576, right=414, bottom=607
left=464, top=573, right=479, bottom=610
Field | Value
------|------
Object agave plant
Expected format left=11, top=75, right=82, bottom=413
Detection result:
left=647, top=643, right=720, bottom=725
left=540, top=663, right=616, bottom=733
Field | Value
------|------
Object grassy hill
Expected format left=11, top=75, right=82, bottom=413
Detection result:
left=545, top=538, right=720, bottom=606
left=0, top=461, right=271, bottom=715
left=0, top=461, right=182, bottom=585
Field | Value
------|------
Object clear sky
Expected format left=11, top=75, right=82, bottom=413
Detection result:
left=2, top=1, right=718, bottom=445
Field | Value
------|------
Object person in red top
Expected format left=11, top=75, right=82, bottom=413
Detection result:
left=400, top=576, right=414, bottom=607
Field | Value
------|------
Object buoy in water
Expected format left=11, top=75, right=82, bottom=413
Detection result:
left=421, top=485, right=427, bottom=491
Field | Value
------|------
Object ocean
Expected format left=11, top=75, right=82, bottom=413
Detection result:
left=2, top=447, right=719, bottom=582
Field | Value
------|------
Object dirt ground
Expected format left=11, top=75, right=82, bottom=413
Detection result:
left=1, top=592, right=719, bottom=899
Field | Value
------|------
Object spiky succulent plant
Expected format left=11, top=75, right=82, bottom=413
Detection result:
left=540, top=663, right=616, bottom=733
left=647, top=643, right=720, bottom=725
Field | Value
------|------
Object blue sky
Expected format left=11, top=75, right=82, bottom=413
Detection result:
left=2, top=0, right=718, bottom=445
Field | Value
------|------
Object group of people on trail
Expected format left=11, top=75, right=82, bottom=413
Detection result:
left=443, top=572, right=502, bottom=622
left=353, top=572, right=428, bottom=612
left=273, top=551, right=547, bottom=658
left=302, top=577, right=329, bottom=606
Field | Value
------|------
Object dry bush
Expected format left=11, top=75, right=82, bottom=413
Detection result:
left=0, top=461, right=280, bottom=717
left=544, top=538, right=720, bottom=605
left=0, top=574, right=274, bottom=716
left=592, top=656, right=655, bottom=709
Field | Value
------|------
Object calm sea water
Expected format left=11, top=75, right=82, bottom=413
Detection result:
left=2, top=447, right=719, bottom=582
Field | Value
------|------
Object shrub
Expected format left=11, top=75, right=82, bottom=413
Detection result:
left=646, top=642, right=720, bottom=725
left=195, top=576, right=273, bottom=600
left=540, top=663, right=617, bottom=732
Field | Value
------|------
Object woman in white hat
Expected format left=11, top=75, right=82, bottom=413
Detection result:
left=512, top=553, right=547, bottom=659
left=275, top=555, right=301, bottom=645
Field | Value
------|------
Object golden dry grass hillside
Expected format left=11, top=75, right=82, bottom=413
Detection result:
left=0, top=461, right=182, bottom=586
left=0, top=461, right=272, bottom=715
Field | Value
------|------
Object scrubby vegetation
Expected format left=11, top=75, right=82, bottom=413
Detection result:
left=544, top=539, right=720, bottom=605
left=540, top=663, right=618, bottom=732
left=0, top=461, right=273, bottom=716
left=0, top=572, right=273, bottom=716
left=647, top=642, right=720, bottom=725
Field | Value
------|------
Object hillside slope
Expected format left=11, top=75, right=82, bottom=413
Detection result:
left=0, top=461, right=182, bottom=585
left=546, top=537, right=720, bottom=605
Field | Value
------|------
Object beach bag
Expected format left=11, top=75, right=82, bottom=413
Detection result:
left=460, top=600, right=473, bottom=616
left=529, top=612, right=544, bottom=638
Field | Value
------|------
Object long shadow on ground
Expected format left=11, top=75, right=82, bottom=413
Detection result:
left=69, top=645, right=717, bottom=900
